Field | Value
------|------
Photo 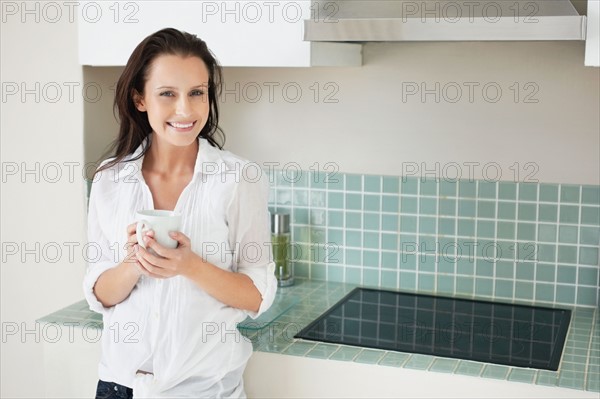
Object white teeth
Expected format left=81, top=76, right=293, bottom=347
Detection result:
left=169, top=122, right=194, bottom=128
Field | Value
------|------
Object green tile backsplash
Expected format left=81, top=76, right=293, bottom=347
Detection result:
left=268, top=171, right=600, bottom=308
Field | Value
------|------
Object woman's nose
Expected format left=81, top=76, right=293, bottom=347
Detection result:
left=175, top=96, right=192, bottom=116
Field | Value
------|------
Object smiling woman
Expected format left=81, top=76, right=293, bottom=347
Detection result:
left=96, top=28, right=223, bottom=174
left=83, top=28, right=277, bottom=398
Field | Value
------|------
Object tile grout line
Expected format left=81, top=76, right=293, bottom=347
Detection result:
left=288, top=205, right=597, bottom=229
left=511, top=182, right=519, bottom=304
left=326, top=187, right=600, bottom=206
left=450, top=359, right=460, bottom=374
left=396, top=176, right=402, bottom=290
left=399, top=354, right=412, bottom=368
left=532, top=182, right=542, bottom=303
left=583, top=309, right=597, bottom=390
left=473, top=179, right=479, bottom=298
left=434, top=178, right=440, bottom=294
left=326, top=345, right=343, bottom=360
left=292, top=222, right=595, bottom=247
left=454, top=182, right=459, bottom=295
left=529, top=182, right=538, bottom=302
left=426, top=356, right=435, bottom=371
left=415, top=177, right=421, bottom=292
left=573, top=184, right=580, bottom=305
left=492, top=181, right=499, bottom=299
left=378, top=176, right=383, bottom=288
left=342, top=174, right=347, bottom=284
left=360, top=174, right=365, bottom=286
left=575, top=185, right=584, bottom=306
left=293, top=234, right=591, bottom=255
left=517, top=182, right=532, bottom=301
left=324, top=171, right=330, bottom=282
left=552, top=184, right=560, bottom=306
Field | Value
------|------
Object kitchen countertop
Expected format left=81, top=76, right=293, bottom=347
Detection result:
left=38, top=278, right=599, bottom=393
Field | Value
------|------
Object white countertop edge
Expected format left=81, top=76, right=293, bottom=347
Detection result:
left=244, top=351, right=598, bottom=399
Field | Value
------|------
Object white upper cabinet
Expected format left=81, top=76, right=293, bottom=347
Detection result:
left=586, top=0, right=600, bottom=66
left=77, top=1, right=361, bottom=67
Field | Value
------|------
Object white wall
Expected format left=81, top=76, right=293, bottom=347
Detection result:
left=220, top=42, right=599, bottom=186
left=1, top=11, right=86, bottom=399
left=85, top=42, right=599, bottom=185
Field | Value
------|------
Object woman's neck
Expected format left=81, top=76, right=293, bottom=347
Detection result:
left=143, top=134, right=199, bottom=177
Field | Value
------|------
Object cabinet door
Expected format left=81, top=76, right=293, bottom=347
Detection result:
left=77, top=1, right=314, bottom=66
left=586, top=0, right=599, bottom=66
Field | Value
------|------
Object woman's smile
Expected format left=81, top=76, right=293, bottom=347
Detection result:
left=167, top=120, right=197, bottom=132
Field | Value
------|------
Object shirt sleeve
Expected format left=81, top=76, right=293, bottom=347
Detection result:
left=82, top=170, right=119, bottom=316
left=227, top=164, right=277, bottom=319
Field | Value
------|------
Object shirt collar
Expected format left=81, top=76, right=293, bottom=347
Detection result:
left=114, top=133, right=227, bottom=181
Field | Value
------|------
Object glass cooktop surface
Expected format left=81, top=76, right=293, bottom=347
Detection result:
left=295, top=288, right=571, bottom=370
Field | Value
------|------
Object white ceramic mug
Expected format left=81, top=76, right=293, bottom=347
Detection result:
left=136, top=210, right=182, bottom=251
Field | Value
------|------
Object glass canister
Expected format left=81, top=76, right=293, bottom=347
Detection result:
left=270, top=212, right=293, bottom=287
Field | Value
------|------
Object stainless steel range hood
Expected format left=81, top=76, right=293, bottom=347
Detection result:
left=304, top=0, right=587, bottom=42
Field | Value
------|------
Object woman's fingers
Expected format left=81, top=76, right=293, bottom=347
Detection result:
left=126, top=223, right=139, bottom=251
left=127, top=222, right=137, bottom=235
left=132, top=247, right=165, bottom=279
left=136, top=246, right=170, bottom=274
left=136, top=251, right=160, bottom=274
left=142, top=237, right=174, bottom=260
left=127, top=223, right=154, bottom=240
left=125, top=223, right=164, bottom=279
left=168, top=231, right=190, bottom=247
left=133, top=239, right=191, bottom=280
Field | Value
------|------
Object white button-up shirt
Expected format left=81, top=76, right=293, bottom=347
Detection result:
left=83, top=135, right=277, bottom=398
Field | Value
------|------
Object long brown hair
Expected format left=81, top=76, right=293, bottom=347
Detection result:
left=94, top=28, right=225, bottom=178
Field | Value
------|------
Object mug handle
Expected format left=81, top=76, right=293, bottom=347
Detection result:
left=136, top=220, right=151, bottom=249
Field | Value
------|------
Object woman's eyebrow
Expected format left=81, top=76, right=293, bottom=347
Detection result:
left=155, top=84, right=209, bottom=90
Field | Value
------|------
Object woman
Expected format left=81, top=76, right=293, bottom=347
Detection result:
left=83, top=28, right=277, bottom=398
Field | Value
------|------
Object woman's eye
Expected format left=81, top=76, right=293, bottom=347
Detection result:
left=159, top=91, right=175, bottom=97
left=191, top=90, right=205, bottom=96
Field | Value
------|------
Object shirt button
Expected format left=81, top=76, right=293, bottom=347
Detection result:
left=114, top=386, right=118, bottom=391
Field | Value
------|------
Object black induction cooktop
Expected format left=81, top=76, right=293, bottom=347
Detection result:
left=295, top=288, right=571, bottom=371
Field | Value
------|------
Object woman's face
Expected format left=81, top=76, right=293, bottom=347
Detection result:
left=135, top=54, right=210, bottom=147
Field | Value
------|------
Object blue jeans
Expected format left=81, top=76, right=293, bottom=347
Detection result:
left=95, top=380, right=133, bottom=399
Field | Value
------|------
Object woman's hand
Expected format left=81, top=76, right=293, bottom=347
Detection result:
left=136, top=231, right=263, bottom=312
left=135, top=230, right=201, bottom=279
left=92, top=223, right=150, bottom=308
left=125, top=222, right=150, bottom=277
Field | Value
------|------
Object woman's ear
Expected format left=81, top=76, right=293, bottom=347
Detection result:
left=133, top=90, right=146, bottom=112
